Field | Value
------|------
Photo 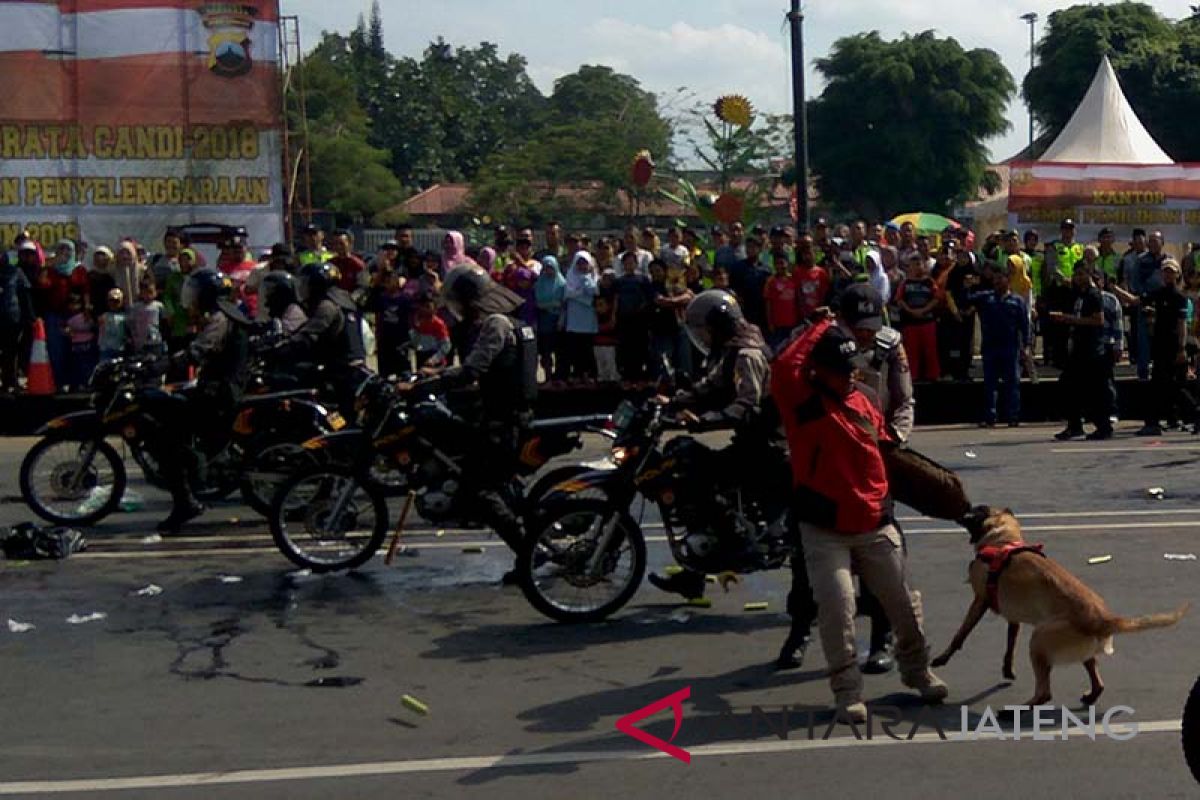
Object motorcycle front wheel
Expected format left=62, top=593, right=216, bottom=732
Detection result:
left=268, top=465, right=388, bottom=572
left=241, top=439, right=314, bottom=517
left=1185, top=674, right=1200, bottom=784
left=517, top=499, right=646, bottom=624
left=20, top=437, right=127, bottom=525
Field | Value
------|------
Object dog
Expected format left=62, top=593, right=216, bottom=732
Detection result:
left=931, top=506, right=1188, bottom=706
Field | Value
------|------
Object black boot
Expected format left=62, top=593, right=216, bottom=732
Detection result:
left=647, top=569, right=707, bottom=600
left=862, top=632, right=896, bottom=675
left=776, top=630, right=810, bottom=670
left=157, top=497, right=206, bottom=534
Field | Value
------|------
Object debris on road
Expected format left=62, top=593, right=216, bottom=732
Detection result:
left=668, top=610, right=692, bottom=624
left=401, top=694, right=430, bottom=716
left=287, top=569, right=313, bottom=580
left=140, top=534, right=162, bottom=545
left=964, top=450, right=978, bottom=459
left=395, top=546, right=419, bottom=558
left=717, top=572, right=740, bottom=592
left=133, top=584, right=163, bottom=597
left=7, top=619, right=34, bottom=633
left=1164, top=553, right=1197, bottom=561
left=743, top=602, right=769, bottom=612
left=461, top=546, right=483, bottom=554
left=118, top=490, right=144, bottom=513
left=216, top=575, right=243, bottom=584
left=66, top=612, right=107, bottom=624
left=1087, top=555, right=1113, bottom=565
left=1147, top=487, right=1165, bottom=499
left=228, top=517, right=240, bottom=525
left=705, top=574, right=717, bottom=584
left=663, top=565, right=683, bottom=576
left=686, top=597, right=712, bottom=608
left=435, top=529, right=446, bottom=538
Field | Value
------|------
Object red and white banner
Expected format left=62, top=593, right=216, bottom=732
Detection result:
left=0, top=0, right=284, bottom=251
left=1007, top=161, right=1200, bottom=245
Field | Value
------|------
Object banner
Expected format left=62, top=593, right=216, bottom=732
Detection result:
left=0, top=0, right=284, bottom=251
left=1007, top=161, right=1200, bottom=247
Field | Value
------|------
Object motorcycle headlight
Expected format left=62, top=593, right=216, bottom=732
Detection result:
left=611, top=446, right=639, bottom=466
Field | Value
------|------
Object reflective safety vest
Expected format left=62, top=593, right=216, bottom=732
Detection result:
left=1096, top=250, right=1120, bottom=280
left=298, top=247, right=332, bottom=267
left=1051, top=241, right=1083, bottom=279
left=1027, top=250, right=1045, bottom=296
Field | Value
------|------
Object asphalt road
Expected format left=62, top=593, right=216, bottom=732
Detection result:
left=1, top=424, right=1199, bottom=799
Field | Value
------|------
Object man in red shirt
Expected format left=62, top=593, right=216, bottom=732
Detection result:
left=772, top=324, right=947, bottom=723
left=330, top=230, right=367, bottom=292
left=793, top=234, right=830, bottom=322
left=763, top=252, right=799, bottom=349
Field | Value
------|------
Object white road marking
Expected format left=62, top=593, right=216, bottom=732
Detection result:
left=1051, top=445, right=1200, bottom=454
left=0, top=719, right=1181, bottom=795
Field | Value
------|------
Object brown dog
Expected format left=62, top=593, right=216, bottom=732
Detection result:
left=931, top=506, right=1188, bottom=706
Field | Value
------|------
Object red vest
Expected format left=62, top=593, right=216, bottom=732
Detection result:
left=976, top=542, right=1046, bottom=613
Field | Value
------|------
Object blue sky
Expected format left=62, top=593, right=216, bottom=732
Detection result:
left=283, top=0, right=1196, bottom=164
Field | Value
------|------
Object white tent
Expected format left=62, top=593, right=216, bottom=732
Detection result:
left=1039, top=55, right=1172, bottom=165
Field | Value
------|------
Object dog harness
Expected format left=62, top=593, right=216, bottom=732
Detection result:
left=976, top=542, right=1046, bottom=613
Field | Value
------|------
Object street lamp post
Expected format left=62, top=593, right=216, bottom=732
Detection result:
left=788, top=0, right=809, bottom=231
left=1021, top=12, right=1038, bottom=152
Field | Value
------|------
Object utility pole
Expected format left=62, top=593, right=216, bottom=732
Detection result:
left=1021, top=12, right=1038, bottom=152
left=788, top=0, right=809, bottom=231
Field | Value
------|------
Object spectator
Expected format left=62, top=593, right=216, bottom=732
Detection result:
left=863, top=251, right=891, bottom=302
left=1130, top=230, right=1168, bottom=380
left=973, top=267, right=1028, bottom=426
left=614, top=250, right=652, bottom=382
left=87, top=246, right=117, bottom=316
left=162, top=248, right=196, bottom=381
left=492, top=226, right=513, bottom=275
left=729, top=236, right=769, bottom=331
left=98, top=288, right=129, bottom=361
left=16, top=240, right=45, bottom=322
left=441, top=231, right=473, bottom=275
left=896, top=252, right=941, bottom=382
left=595, top=237, right=617, bottom=275
left=297, top=224, right=331, bottom=267
left=504, top=235, right=538, bottom=327
left=1137, top=260, right=1188, bottom=436
left=112, top=242, right=144, bottom=311
left=1095, top=270, right=1124, bottom=422
left=765, top=224, right=795, bottom=269
left=594, top=272, right=619, bottom=384
left=660, top=225, right=690, bottom=270
left=1096, top=228, right=1120, bottom=281
left=218, top=237, right=258, bottom=317
left=712, top=264, right=731, bottom=291
left=941, top=247, right=979, bottom=381
left=65, top=291, right=97, bottom=390
left=477, top=246, right=499, bottom=282
left=682, top=227, right=708, bottom=274
left=715, top=221, right=746, bottom=270
left=560, top=251, right=599, bottom=384
left=1052, top=268, right=1111, bottom=441
left=640, top=227, right=661, bottom=261
left=43, top=239, right=90, bottom=389
left=618, top=226, right=652, bottom=276
left=394, top=224, right=417, bottom=268
left=0, top=251, right=34, bottom=392
left=764, top=251, right=799, bottom=350
left=330, top=230, right=367, bottom=291
left=1045, top=218, right=1083, bottom=280
left=417, top=250, right=444, bottom=295
left=1023, top=230, right=1044, bottom=295
left=129, top=275, right=165, bottom=357
left=794, top=235, right=831, bottom=323
left=369, top=266, right=412, bottom=379
left=410, top=293, right=451, bottom=370
left=535, top=220, right=564, bottom=264
left=371, top=240, right=401, bottom=278
left=1008, top=253, right=1038, bottom=381
left=897, top=221, right=918, bottom=263
left=847, top=220, right=876, bottom=273
left=534, top=256, right=565, bottom=380
left=148, top=230, right=184, bottom=291
left=648, top=259, right=692, bottom=377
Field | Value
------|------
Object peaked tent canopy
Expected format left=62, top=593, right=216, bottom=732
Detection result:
left=1039, top=55, right=1172, bottom=165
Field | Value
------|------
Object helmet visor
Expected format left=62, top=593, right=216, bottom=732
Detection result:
left=685, top=318, right=712, bottom=356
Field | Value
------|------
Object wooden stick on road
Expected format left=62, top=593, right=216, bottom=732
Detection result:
left=383, top=491, right=418, bottom=565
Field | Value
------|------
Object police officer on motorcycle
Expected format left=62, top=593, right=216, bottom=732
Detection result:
left=647, top=289, right=785, bottom=600
left=413, top=265, right=538, bottom=582
left=260, top=271, right=307, bottom=336
left=156, top=268, right=250, bottom=533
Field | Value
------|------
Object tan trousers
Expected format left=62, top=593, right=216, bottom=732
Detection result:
left=801, top=521, right=930, bottom=703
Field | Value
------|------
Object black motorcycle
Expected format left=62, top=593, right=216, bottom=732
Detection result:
left=19, top=356, right=344, bottom=525
left=267, top=379, right=611, bottom=572
left=516, top=397, right=793, bottom=623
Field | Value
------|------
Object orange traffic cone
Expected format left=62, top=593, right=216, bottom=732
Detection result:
left=27, top=318, right=55, bottom=395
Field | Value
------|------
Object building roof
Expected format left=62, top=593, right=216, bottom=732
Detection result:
left=1039, top=56, right=1172, bottom=165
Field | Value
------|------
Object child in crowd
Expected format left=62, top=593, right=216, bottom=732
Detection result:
left=65, top=292, right=98, bottom=389
left=763, top=252, right=799, bottom=350
left=711, top=265, right=731, bottom=292
left=98, top=288, right=129, bottom=361
left=372, top=269, right=412, bottom=378
left=593, top=271, right=619, bottom=384
left=614, top=251, right=652, bottom=382
left=410, top=293, right=451, bottom=369
left=130, top=276, right=165, bottom=357
left=896, top=252, right=941, bottom=382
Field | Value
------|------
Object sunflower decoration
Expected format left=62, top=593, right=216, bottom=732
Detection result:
left=631, top=150, right=655, bottom=188
left=713, top=94, right=754, bottom=128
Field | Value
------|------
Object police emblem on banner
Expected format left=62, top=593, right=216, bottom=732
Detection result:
left=200, top=3, right=258, bottom=78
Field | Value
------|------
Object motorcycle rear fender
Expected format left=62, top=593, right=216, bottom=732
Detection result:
left=299, top=429, right=367, bottom=458
left=238, top=397, right=338, bottom=438
left=37, top=410, right=103, bottom=437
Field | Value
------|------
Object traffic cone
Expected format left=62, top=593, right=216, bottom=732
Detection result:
left=27, top=318, right=55, bottom=395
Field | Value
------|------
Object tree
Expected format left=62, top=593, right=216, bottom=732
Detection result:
left=1024, top=2, right=1200, bottom=161
left=467, top=65, right=672, bottom=222
left=807, top=31, right=1014, bottom=220
left=293, top=48, right=403, bottom=220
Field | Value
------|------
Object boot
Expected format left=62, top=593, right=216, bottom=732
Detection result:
left=775, top=631, right=810, bottom=670
left=157, top=497, right=206, bottom=534
left=862, top=632, right=896, bottom=675
left=647, top=569, right=707, bottom=600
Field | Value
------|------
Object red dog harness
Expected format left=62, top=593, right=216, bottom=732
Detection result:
left=976, top=542, right=1046, bottom=613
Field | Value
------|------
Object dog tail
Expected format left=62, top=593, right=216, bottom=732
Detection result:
left=1106, top=602, right=1190, bottom=635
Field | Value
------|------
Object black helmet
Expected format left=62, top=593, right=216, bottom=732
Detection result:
left=439, top=264, right=522, bottom=320
left=180, top=268, right=233, bottom=315
left=684, top=289, right=743, bottom=355
left=297, top=261, right=341, bottom=305
left=261, top=271, right=298, bottom=318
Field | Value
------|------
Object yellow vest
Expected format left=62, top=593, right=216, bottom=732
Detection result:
left=1052, top=241, right=1083, bottom=279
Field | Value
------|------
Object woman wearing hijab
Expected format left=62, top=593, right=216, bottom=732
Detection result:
left=441, top=231, right=474, bottom=276
left=560, top=251, right=599, bottom=383
left=42, top=239, right=90, bottom=389
left=113, top=241, right=145, bottom=310
left=535, top=255, right=565, bottom=379
left=477, top=246, right=502, bottom=283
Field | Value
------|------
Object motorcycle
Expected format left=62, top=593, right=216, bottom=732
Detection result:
left=267, top=379, right=611, bottom=572
left=19, top=356, right=346, bottom=526
left=516, top=397, right=793, bottom=623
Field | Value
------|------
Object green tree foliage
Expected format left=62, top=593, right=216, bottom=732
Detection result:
left=293, top=49, right=403, bottom=219
left=807, top=31, right=1014, bottom=220
left=1024, top=2, right=1200, bottom=161
left=467, top=66, right=673, bottom=222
